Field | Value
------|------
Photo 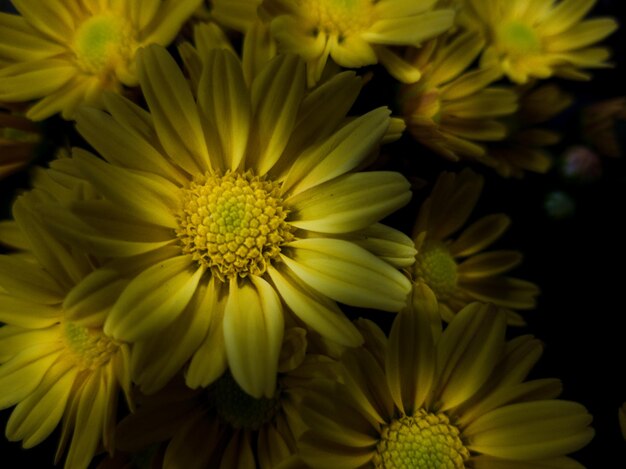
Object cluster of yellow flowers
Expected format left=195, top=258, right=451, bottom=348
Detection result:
left=0, top=0, right=619, bottom=468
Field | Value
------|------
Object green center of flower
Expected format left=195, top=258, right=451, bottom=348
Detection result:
left=63, top=322, right=118, bottom=370
left=212, top=373, right=281, bottom=430
left=73, top=15, right=133, bottom=74
left=414, top=241, right=457, bottom=299
left=497, top=21, right=541, bottom=54
left=306, top=0, right=375, bottom=37
left=373, top=411, right=469, bottom=469
left=176, top=170, right=294, bottom=281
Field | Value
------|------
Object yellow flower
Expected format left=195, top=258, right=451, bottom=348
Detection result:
left=0, top=0, right=202, bottom=120
left=0, top=188, right=131, bottom=469
left=412, top=169, right=539, bottom=325
left=398, top=32, right=518, bottom=164
left=0, top=103, right=41, bottom=179
left=460, top=0, right=618, bottom=83
left=488, top=83, right=573, bottom=178
left=262, top=0, right=455, bottom=85
left=45, top=46, right=413, bottom=399
left=299, top=286, right=594, bottom=468
left=115, top=328, right=336, bottom=469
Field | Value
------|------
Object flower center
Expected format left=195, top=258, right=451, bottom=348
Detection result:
left=414, top=241, right=457, bottom=299
left=73, top=15, right=134, bottom=74
left=63, top=322, right=118, bottom=370
left=211, top=373, right=281, bottom=430
left=496, top=21, right=541, bottom=55
left=305, top=0, right=375, bottom=38
left=175, top=170, right=294, bottom=281
left=373, top=411, right=469, bottom=469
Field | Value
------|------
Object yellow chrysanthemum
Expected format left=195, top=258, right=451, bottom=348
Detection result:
left=459, top=0, right=618, bottom=83
left=0, top=0, right=202, bottom=120
left=488, top=83, right=573, bottom=178
left=261, top=0, right=455, bottom=85
left=115, top=328, right=334, bottom=469
left=0, top=103, right=40, bottom=178
left=398, top=32, right=518, bottom=164
left=299, top=286, right=594, bottom=468
left=0, top=187, right=132, bottom=469
left=43, top=45, right=413, bottom=399
left=412, top=169, right=539, bottom=325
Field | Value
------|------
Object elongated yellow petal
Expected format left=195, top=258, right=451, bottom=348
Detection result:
left=0, top=255, right=64, bottom=304
left=0, top=59, right=75, bottom=102
left=198, top=49, right=251, bottom=171
left=250, top=54, right=306, bottom=175
left=105, top=256, right=204, bottom=341
left=73, top=149, right=179, bottom=228
left=223, top=276, right=283, bottom=398
left=132, top=283, right=213, bottom=394
left=287, top=171, right=410, bottom=233
left=137, top=45, right=209, bottom=174
left=436, top=303, right=506, bottom=411
left=268, top=265, right=363, bottom=347
left=75, top=105, right=185, bottom=185
left=283, top=238, right=411, bottom=311
left=284, top=108, right=391, bottom=196
left=6, top=359, right=76, bottom=448
left=466, top=401, right=594, bottom=460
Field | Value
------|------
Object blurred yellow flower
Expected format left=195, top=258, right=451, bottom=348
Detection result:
left=299, top=286, right=594, bottom=468
left=460, top=0, right=618, bottom=83
left=116, top=328, right=335, bottom=469
left=0, top=182, right=131, bottom=469
left=398, top=32, right=517, bottom=164
left=45, top=46, right=413, bottom=399
left=412, top=169, right=539, bottom=325
left=0, top=0, right=202, bottom=120
left=262, top=0, right=455, bottom=85
left=489, top=83, right=573, bottom=178
left=0, top=103, right=40, bottom=178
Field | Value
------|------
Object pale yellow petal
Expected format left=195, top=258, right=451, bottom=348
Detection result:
left=137, top=45, right=209, bottom=174
left=283, top=107, right=391, bottom=196
left=284, top=238, right=411, bottom=311
left=105, top=256, right=204, bottom=341
left=250, top=54, right=306, bottom=175
left=267, top=265, right=363, bottom=347
left=73, top=148, right=179, bottom=228
left=198, top=49, right=251, bottom=171
left=0, top=254, right=64, bottom=304
left=287, top=171, right=410, bottom=233
left=223, top=276, right=283, bottom=398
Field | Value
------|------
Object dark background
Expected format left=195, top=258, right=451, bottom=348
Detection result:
left=1, top=1, right=625, bottom=467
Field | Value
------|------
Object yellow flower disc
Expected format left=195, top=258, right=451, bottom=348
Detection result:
left=309, top=0, right=375, bottom=37
left=63, top=322, right=119, bottom=371
left=415, top=241, right=458, bottom=299
left=373, top=411, right=469, bottom=469
left=176, top=170, right=295, bottom=281
left=212, top=373, right=281, bottom=430
left=496, top=20, right=541, bottom=55
left=73, top=15, right=134, bottom=74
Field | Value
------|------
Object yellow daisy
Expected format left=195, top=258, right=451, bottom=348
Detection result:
left=0, top=103, right=41, bottom=179
left=398, top=31, right=518, bottom=164
left=0, top=0, right=202, bottom=120
left=460, top=0, right=618, bottom=83
left=115, top=328, right=336, bottom=469
left=299, top=285, right=595, bottom=468
left=45, top=46, right=413, bottom=399
left=488, top=83, right=573, bottom=178
left=261, top=0, right=456, bottom=85
left=0, top=188, right=132, bottom=468
left=412, top=169, right=539, bottom=325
